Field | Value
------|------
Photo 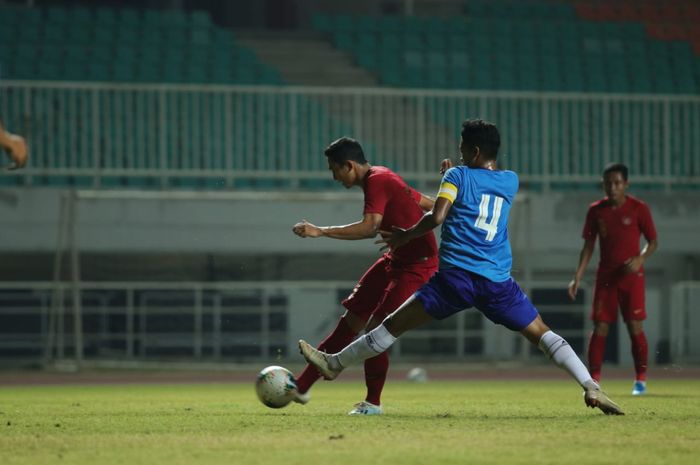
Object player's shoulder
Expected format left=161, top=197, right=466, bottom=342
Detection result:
left=626, top=194, right=650, bottom=208
left=588, top=198, right=608, bottom=210
left=368, top=165, right=407, bottom=188
left=369, top=165, right=399, bottom=179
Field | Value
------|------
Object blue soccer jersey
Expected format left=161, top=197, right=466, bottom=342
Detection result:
left=436, top=166, right=519, bottom=282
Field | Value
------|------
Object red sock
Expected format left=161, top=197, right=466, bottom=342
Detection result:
left=295, top=317, right=357, bottom=394
left=364, top=351, right=389, bottom=405
left=631, top=331, right=648, bottom=381
left=588, top=333, right=606, bottom=382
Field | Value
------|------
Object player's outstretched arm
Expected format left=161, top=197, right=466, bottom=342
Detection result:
left=292, top=213, right=382, bottom=240
left=568, top=239, right=595, bottom=300
left=0, top=121, right=28, bottom=170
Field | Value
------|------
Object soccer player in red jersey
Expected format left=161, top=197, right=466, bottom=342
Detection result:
left=568, top=163, right=658, bottom=395
left=292, top=137, right=438, bottom=415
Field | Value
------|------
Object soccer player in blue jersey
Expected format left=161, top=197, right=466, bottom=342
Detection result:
left=299, top=119, right=624, bottom=415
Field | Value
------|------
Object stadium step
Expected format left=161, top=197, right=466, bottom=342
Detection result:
left=235, top=30, right=378, bottom=87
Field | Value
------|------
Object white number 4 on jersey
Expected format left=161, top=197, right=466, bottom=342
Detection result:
left=474, top=194, right=504, bottom=242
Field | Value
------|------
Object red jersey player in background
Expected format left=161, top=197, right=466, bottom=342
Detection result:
left=568, top=163, right=658, bottom=396
left=292, top=137, right=438, bottom=415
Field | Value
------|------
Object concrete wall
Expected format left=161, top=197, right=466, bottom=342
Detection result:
left=2, top=188, right=698, bottom=270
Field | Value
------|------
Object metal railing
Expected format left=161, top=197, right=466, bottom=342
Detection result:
left=2, top=81, right=699, bottom=191
left=670, top=281, right=700, bottom=362
left=0, top=280, right=591, bottom=366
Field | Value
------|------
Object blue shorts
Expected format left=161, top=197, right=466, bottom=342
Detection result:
left=415, top=268, right=538, bottom=331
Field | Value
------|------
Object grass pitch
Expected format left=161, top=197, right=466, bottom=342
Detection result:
left=1, top=379, right=699, bottom=465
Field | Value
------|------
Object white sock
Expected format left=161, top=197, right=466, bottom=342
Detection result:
left=538, top=330, right=596, bottom=389
left=332, top=324, right=397, bottom=369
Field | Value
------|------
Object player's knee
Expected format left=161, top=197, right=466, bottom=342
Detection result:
left=593, top=322, right=610, bottom=337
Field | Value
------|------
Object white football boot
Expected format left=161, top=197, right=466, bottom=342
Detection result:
left=348, top=401, right=382, bottom=416
left=298, top=339, right=342, bottom=380
left=584, top=384, right=625, bottom=415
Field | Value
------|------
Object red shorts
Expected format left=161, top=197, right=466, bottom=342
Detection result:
left=342, top=253, right=438, bottom=322
left=591, top=272, right=646, bottom=323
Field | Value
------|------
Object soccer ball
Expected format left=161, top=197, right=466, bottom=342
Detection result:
left=255, top=365, right=298, bottom=408
left=407, top=367, right=428, bottom=383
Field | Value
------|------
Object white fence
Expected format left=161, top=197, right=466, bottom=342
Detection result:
left=2, top=81, right=700, bottom=191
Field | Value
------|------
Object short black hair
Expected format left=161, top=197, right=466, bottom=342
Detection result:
left=603, top=163, right=629, bottom=181
left=324, top=137, right=367, bottom=165
left=461, top=119, right=500, bottom=160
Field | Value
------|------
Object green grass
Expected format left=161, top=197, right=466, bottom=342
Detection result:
left=1, top=379, right=699, bottom=465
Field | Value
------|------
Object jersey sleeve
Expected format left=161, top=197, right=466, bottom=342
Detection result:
left=638, top=202, right=658, bottom=241
left=409, top=186, right=421, bottom=203
left=582, top=206, right=598, bottom=241
left=363, top=174, right=390, bottom=215
left=437, top=167, right=461, bottom=203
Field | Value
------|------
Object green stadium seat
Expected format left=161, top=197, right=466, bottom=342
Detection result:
left=71, top=7, right=92, bottom=24
left=161, top=10, right=187, bottom=27
left=332, top=32, right=353, bottom=50
left=357, top=16, right=379, bottom=34
left=135, top=64, right=160, bottom=82
left=43, top=25, right=64, bottom=43
left=66, top=27, right=92, bottom=46
left=64, top=46, right=88, bottom=64
left=356, top=52, right=378, bottom=71
left=191, top=28, right=211, bottom=46
left=162, top=62, right=184, bottom=83
left=378, top=33, right=400, bottom=51
left=447, top=33, right=469, bottom=51
left=95, top=8, right=117, bottom=26
left=37, top=62, right=60, bottom=79
left=402, top=32, right=424, bottom=50
left=139, top=45, right=161, bottom=66
left=164, top=28, right=189, bottom=47
left=16, top=7, right=42, bottom=27
left=86, top=62, right=110, bottom=81
left=46, top=6, right=67, bottom=24
left=355, top=33, right=376, bottom=52
left=94, top=25, right=117, bottom=44
left=191, top=11, right=212, bottom=29
left=333, top=15, right=353, bottom=33
left=164, top=48, right=185, bottom=65
left=7, top=62, right=32, bottom=79
left=380, top=17, right=401, bottom=33
left=210, top=63, right=233, bottom=83
left=212, top=28, right=235, bottom=45
left=425, top=33, right=447, bottom=50
left=113, top=63, right=135, bottom=82
left=141, top=28, right=163, bottom=45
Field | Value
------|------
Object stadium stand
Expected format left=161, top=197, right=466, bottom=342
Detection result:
left=1, top=1, right=698, bottom=190
left=313, top=0, right=700, bottom=93
left=0, top=5, right=283, bottom=85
